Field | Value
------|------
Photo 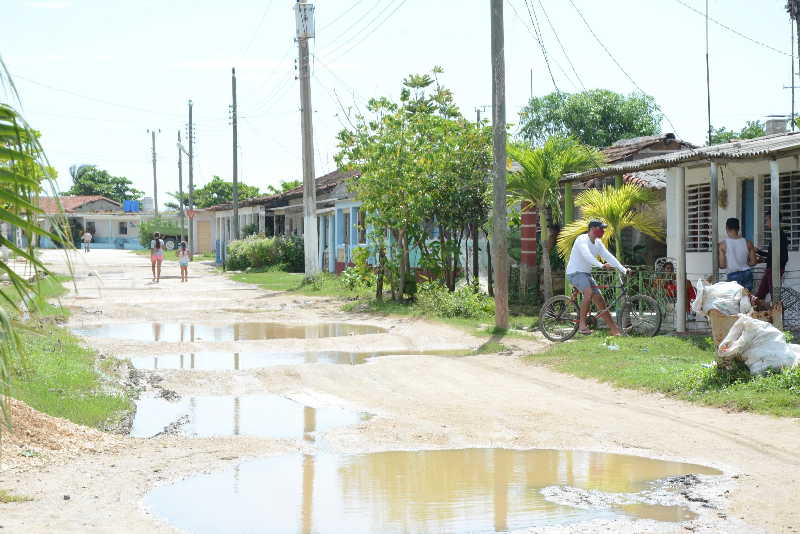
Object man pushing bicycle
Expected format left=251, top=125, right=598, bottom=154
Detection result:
left=566, top=220, right=632, bottom=336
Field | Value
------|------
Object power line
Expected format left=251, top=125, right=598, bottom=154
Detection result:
left=318, top=0, right=366, bottom=31
left=567, top=0, right=680, bottom=135
left=522, top=0, right=560, bottom=94
left=672, top=0, right=791, bottom=57
left=240, top=0, right=275, bottom=56
left=319, top=0, right=391, bottom=56
left=324, top=0, right=409, bottom=64
left=535, top=0, right=585, bottom=90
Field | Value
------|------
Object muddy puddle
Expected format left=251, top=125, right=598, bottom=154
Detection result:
left=130, top=349, right=470, bottom=370
left=146, top=448, right=721, bottom=533
left=131, top=394, right=367, bottom=439
left=73, top=321, right=386, bottom=342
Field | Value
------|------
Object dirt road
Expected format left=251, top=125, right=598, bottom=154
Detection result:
left=1, top=249, right=798, bottom=533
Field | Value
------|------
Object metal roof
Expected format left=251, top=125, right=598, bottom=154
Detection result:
left=561, top=131, right=800, bottom=183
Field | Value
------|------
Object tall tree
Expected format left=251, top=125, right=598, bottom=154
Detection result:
left=556, top=184, right=664, bottom=263
left=337, top=68, right=491, bottom=297
left=66, top=165, right=143, bottom=204
left=507, top=137, right=605, bottom=300
left=519, top=90, right=663, bottom=148
left=709, top=120, right=766, bottom=145
left=165, top=175, right=260, bottom=210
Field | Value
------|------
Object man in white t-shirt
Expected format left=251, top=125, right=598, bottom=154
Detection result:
left=81, top=230, right=92, bottom=252
left=566, top=220, right=630, bottom=336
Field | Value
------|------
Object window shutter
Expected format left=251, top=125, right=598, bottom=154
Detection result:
left=686, top=183, right=711, bottom=252
left=763, top=171, right=800, bottom=251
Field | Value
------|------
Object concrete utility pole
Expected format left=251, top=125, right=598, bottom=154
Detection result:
left=188, top=99, right=195, bottom=254
left=789, top=0, right=800, bottom=130
left=490, top=0, right=509, bottom=329
left=177, top=130, right=185, bottom=242
left=147, top=129, right=160, bottom=216
left=296, top=0, right=320, bottom=277
left=231, top=67, right=240, bottom=240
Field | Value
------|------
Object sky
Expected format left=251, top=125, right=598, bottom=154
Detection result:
left=1, top=0, right=796, bottom=209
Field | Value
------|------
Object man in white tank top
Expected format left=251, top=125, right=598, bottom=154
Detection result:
left=718, top=217, right=756, bottom=291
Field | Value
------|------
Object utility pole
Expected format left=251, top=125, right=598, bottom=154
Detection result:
left=296, top=0, right=320, bottom=277
left=705, top=0, right=712, bottom=145
left=231, top=67, right=240, bottom=240
left=490, top=0, right=509, bottom=329
left=147, top=129, right=160, bottom=216
left=177, top=130, right=185, bottom=242
left=789, top=0, right=800, bottom=130
left=188, top=99, right=194, bottom=254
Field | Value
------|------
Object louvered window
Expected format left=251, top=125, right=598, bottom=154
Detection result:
left=763, top=171, right=800, bottom=251
left=686, top=183, right=712, bottom=252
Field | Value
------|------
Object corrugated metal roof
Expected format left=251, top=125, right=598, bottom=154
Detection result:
left=601, top=134, right=695, bottom=163
left=561, top=132, right=800, bottom=183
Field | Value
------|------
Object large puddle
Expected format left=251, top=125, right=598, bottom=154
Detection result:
left=132, top=394, right=366, bottom=439
left=146, top=449, right=721, bottom=533
left=130, top=349, right=469, bottom=370
left=73, top=321, right=386, bottom=342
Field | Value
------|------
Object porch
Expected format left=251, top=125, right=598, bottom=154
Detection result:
left=562, top=132, right=800, bottom=333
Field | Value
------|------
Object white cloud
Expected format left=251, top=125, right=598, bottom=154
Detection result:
left=29, top=1, right=71, bottom=8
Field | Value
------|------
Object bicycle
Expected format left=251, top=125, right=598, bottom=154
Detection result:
left=538, top=271, right=662, bottom=342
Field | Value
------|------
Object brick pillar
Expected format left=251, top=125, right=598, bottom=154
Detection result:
left=519, top=202, right=538, bottom=300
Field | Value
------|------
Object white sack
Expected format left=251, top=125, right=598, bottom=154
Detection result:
left=691, top=280, right=752, bottom=317
left=717, top=314, right=800, bottom=374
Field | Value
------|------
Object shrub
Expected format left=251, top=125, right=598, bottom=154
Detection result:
left=139, top=217, right=183, bottom=247
left=241, top=222, right=259, bottom=237
left=342, top=247, right=375, bottom=290
left=416, top=281, right=495, bottom=319
left=224, top=235, right=304, bottom=272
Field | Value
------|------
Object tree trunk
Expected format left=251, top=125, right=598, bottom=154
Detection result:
left=375, top=245, right=385, bottom=302
left=486, top=229, right=493, bottom=297
left=519, top=202, right=538, bottom=303
left=398, top=231, right=406, bottom=301
left=472, top=224, right=479, bottom=289
left=614, top=232, right=624, bottom=265
left=541, top=223, right=553, bottom=300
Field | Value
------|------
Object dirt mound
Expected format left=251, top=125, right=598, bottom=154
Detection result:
left=1, top=398, right=125, bottom=471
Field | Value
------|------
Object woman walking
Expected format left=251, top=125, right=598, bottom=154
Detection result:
left=150, top=232, right=164, bottom=283
left=177, top=241, right=189, bottom=282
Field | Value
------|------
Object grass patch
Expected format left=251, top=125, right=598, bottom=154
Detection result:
left=3, top=275, right=133, bottom=430
left=528, top=333, right=800, bottom=417
left=0, top=489, right=32, bottom=503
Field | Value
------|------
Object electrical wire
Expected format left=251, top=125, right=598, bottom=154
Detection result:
left=240, top=0, right=275, bottom=56
left=324, top=0, right=408, bottom=64
left=567, top=0, right=680, bottom=135
left=318, top=0, right=391, bottom=56
left=523, top=0, right=561, bottom=94
left=535, top=0, right=585, bottom=90
left=672, top=0, right=791, bottom=57
left=317, top=0, right=367, bottom=31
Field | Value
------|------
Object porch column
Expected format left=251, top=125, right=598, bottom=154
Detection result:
left=709, top=162, right=719, bottom=281
left=328, top=213, right=336, bottom=272
left=318, top=217, right=324, bottom=269
left=770, top=159, right=783, bottom=330
left=753, top=176, right=764, bottom=248
left=676, top=167, right=687, bottom=334
left=563, top=182, right=574, bottom=296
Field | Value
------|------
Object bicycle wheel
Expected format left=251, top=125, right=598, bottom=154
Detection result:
left=539, top=295, right=580, bottom=342
left=617, top=295, right=662, bottom=336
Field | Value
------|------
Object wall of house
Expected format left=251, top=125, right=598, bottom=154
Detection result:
left=40, top=215, right=144, bottom=249
left=666, top=157, right=800, bottom=292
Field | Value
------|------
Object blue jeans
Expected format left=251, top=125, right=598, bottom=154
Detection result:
left=727, top=270, right=753, bottom=291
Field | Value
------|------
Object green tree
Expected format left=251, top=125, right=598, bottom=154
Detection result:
left=66, top=165, right=143, bottom=204
left=337, top=68, right=491, bottom=297
left=266, top=179, right=301, bottom=195
left=507, top=137, right=605, bottom=300
left=1, top=57, right=67, bottom=431
left=556, top=184, right=664, bottom=264
left=709, top=120, right=766, bottom=145
left=519, top=90, right=663, bottom=148
left=165, top=176, right=260, bottom=210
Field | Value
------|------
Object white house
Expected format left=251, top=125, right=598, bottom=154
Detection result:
left=562, top=131, right=800, bottom=331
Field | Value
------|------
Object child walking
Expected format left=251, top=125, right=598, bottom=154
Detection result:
left=177, top=241, right=190, bottom=282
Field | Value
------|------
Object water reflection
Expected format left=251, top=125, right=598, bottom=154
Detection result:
left=74, top=322, right=386, bottom=342
left=146, top=449, right=721, bottom=534
left=130, top=394, right=366, bottom=439
left=130, top=349, right=470, bottom=371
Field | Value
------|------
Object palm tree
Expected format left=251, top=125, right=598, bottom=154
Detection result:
left=0, top=56, right=66, bottom=432
left=556, top=184, right=664, bottom=262
left=507, top=136, right=605, bottom=300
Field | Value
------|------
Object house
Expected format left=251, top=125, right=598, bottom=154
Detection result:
left=561, top=130, right=800, bottom=331
left=36, top=195, right=151, bottom=249
left=207, top=170, right=364, bottom=270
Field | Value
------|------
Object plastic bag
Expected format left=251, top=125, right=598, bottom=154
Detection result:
left=691, top=280, right=752, bottom=317
left=717, top=314, right=800, bottom=374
